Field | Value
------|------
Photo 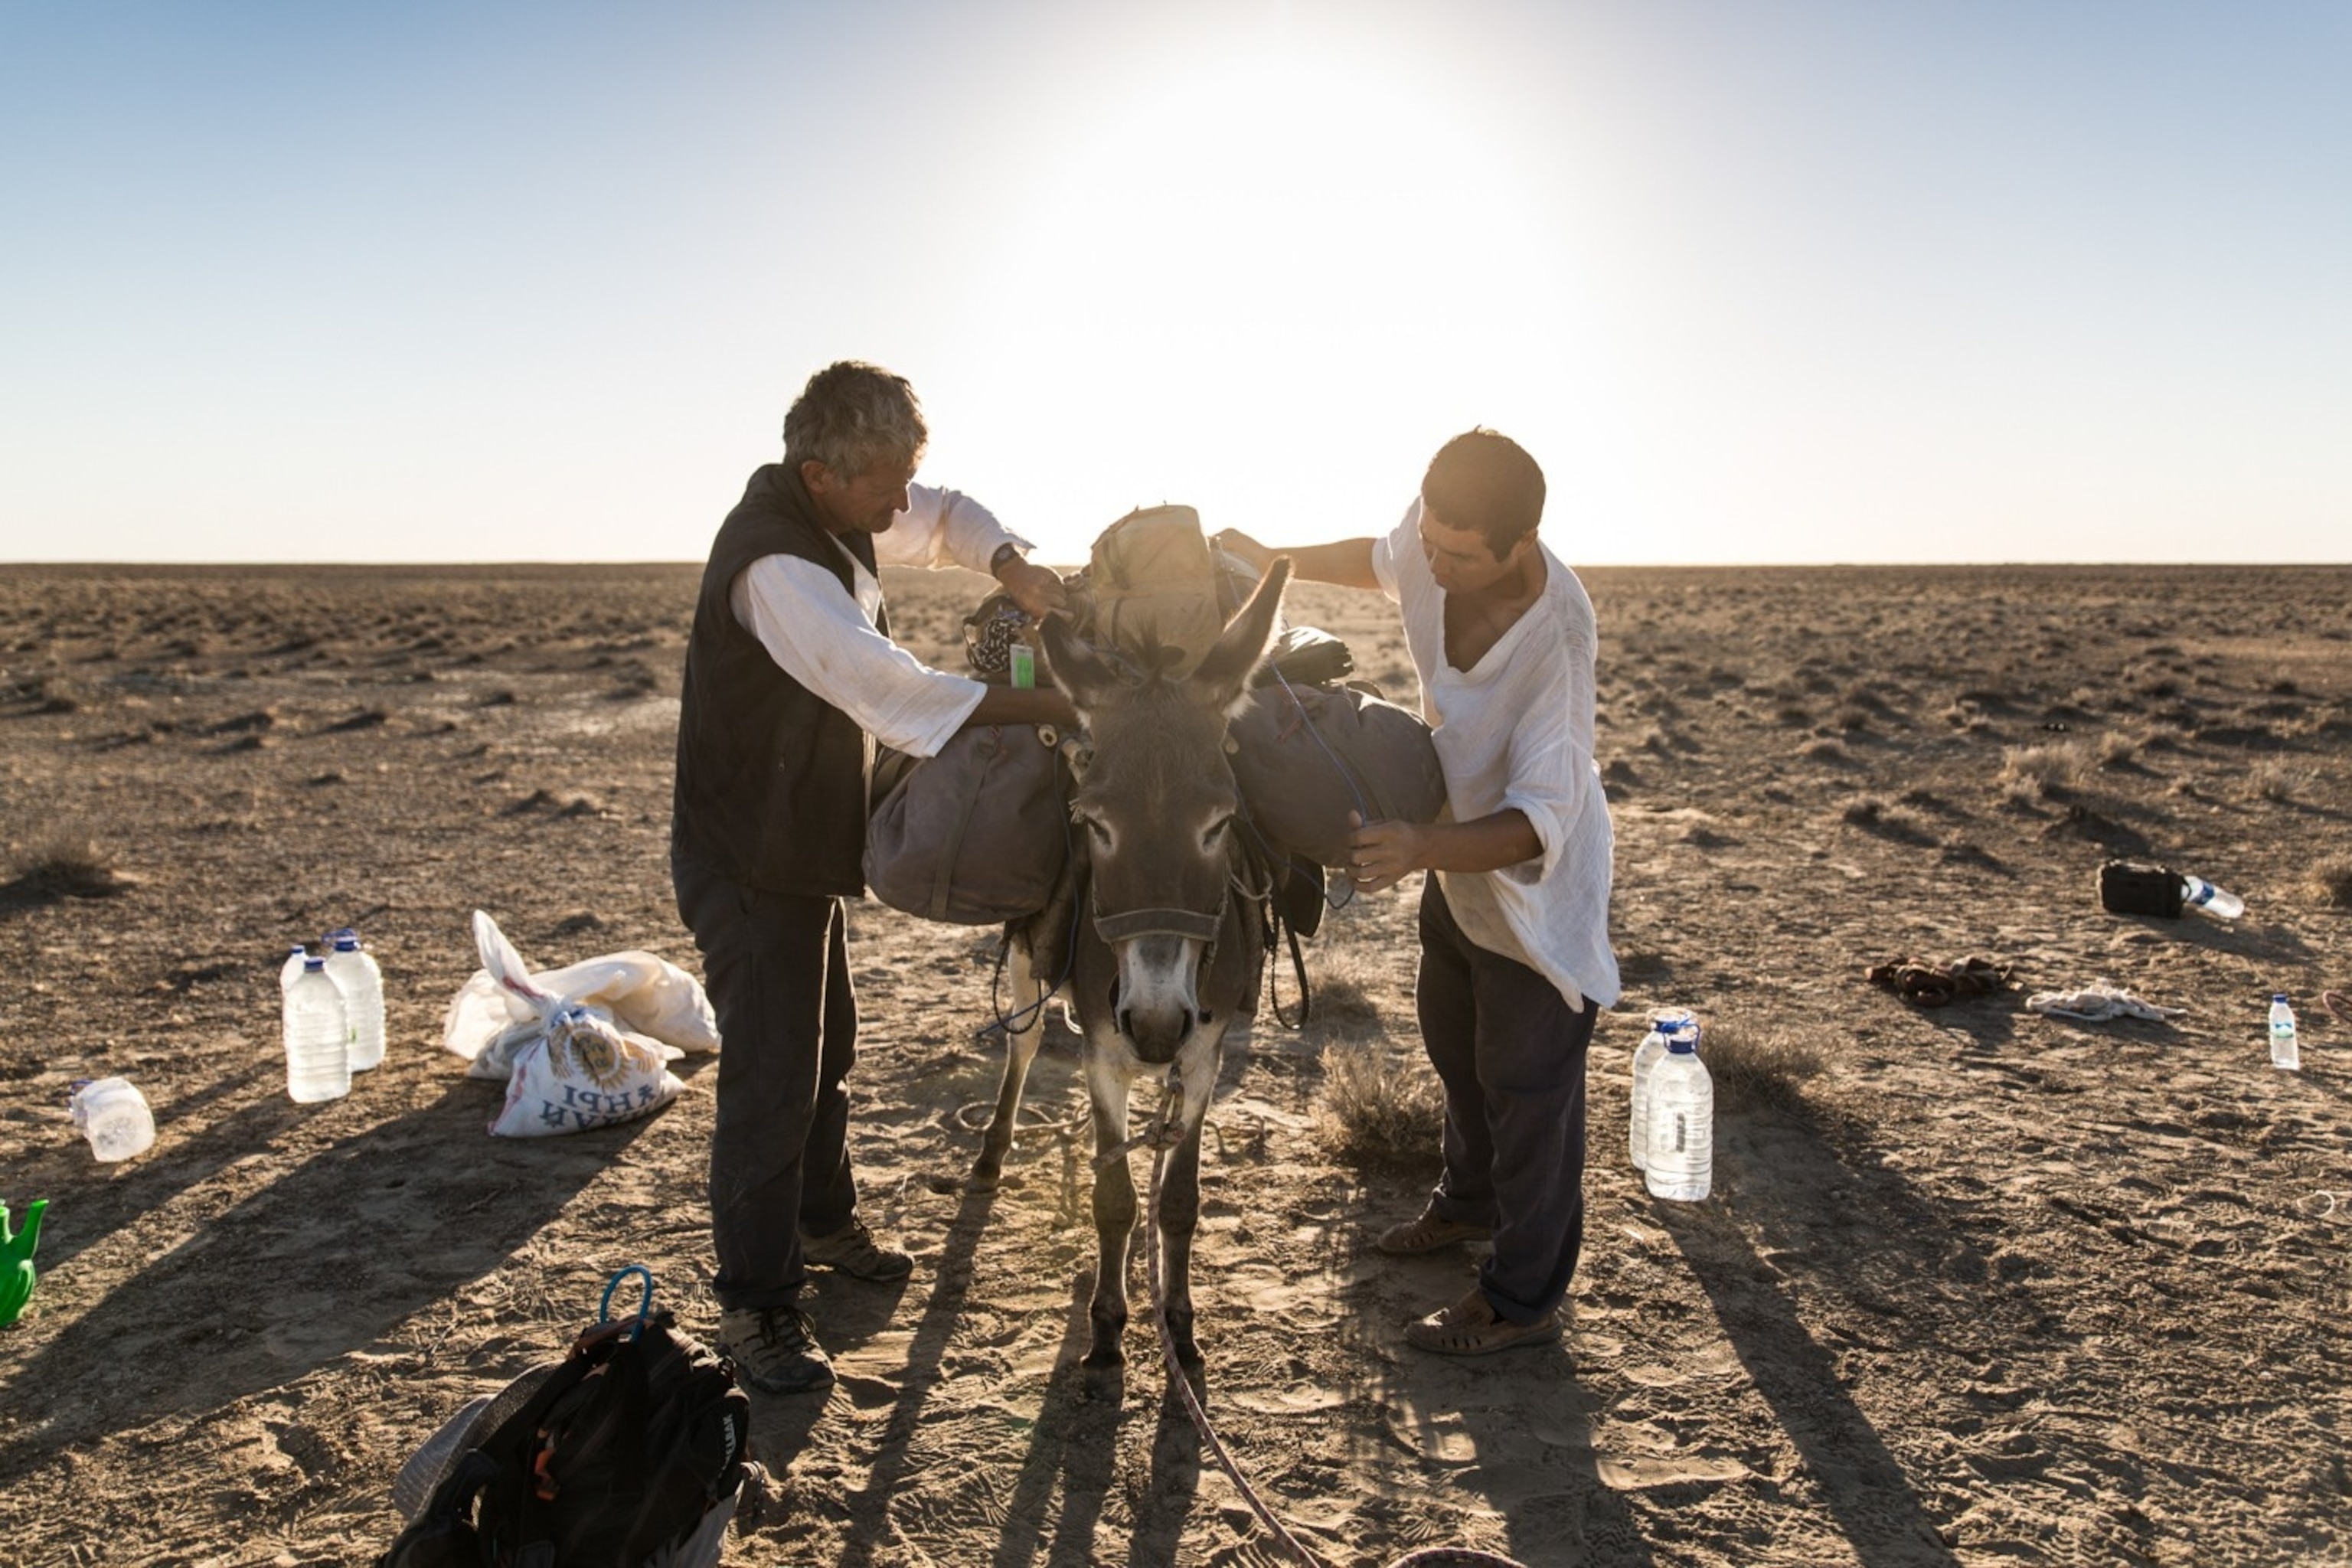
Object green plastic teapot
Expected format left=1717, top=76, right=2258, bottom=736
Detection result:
left=2, top=1200, right=45, bottom=1327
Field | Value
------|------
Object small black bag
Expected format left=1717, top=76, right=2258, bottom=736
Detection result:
left=380, top=1271, right=756, bottom=1568
left=2097, top=860, right=2184, bottom=919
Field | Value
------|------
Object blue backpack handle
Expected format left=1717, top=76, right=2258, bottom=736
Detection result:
left=599, top=1264, right=656, bottom=1334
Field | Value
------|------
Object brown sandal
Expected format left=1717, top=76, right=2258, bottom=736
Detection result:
left=1405, top=1288, right=1562, bottom=1356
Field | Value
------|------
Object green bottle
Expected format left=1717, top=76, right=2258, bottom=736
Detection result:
left=2, top=1199, right=45, bottom=1327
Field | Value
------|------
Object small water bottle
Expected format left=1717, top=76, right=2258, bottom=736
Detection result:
left=283, top=955, right=351, bottom=1103
left=69, top=1077, right=157, bottom=1161
left=2269, top=994, right=2300, bottom=1071
left=2180, top=874, right=2244, bottom=920
left=1008, top=642, right=1036, bottom=690
left=1645, top=1029, right=1713, bottom=1202
left=1628, top=1008, right=1695, bottom=1171
left=325, top=929, right=387, bottom=1072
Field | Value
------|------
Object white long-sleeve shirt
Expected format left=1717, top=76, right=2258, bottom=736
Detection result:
left=728, top=483, right=1030, bottom=760
left=1372, top=498, right=1621, bottom=1011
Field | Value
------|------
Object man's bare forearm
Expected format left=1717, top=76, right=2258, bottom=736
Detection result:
left=1214, top=530, right=1381, bottom=592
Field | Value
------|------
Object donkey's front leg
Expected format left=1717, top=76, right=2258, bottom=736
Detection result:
left=972, top=932, right=1048, bottom=1191
left=1155, top=1122, right=1207, bottom=1373
left=1155, top=1028, right=1222, bottom=1373
left=1083, top=1054, right=1138, bottom=1369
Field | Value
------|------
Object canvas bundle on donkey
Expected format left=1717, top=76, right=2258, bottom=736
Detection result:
left=1078, top=504, right=1242, bottom=677
left=1228, top=678, right=1449, bottom=870
left=864, top=724, right=1071, bottom=924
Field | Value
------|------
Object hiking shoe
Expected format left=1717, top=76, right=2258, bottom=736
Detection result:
left=1405, top=1288, right=1562, bottom=1357
left=1375, top=1210, right=1494, bottom=1256
left=719, top=1305, right=835, bottom=1396
left=801, top=1217, right=914, bottom=1282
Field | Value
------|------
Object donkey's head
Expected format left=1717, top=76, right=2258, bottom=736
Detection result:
left=1039, top=560, right=1292, bottom=1061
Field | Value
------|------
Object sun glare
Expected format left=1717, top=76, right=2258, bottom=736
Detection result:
left=936, top=44, right=1587, bottom=558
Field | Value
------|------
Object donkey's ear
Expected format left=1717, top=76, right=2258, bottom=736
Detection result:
left=1037, top=612, right=1119, bottom=712
left=1192, top=557, right=1291, bottom=714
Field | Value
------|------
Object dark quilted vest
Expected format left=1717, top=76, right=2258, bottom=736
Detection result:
left=671, top=464, right=886, bottom=894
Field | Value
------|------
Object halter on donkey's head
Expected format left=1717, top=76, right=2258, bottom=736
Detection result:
left=1037, top=560, right=1292, bottom=1049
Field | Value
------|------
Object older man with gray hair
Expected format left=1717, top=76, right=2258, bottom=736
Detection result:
left=671, top=361, right=1071, bottom=1395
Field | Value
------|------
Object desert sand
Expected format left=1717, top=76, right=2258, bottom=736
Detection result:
left=2, top=560, right=2348, bottom=1566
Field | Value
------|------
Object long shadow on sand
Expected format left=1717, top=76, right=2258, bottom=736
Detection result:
left=835, top=1183, right=1007, bottom=1568
left=983, top=1278, right=1128, bottom=1566
left=0, top=1075, right=655, bottom=1481
left=1656, top=1094, right=2089, bottom=1568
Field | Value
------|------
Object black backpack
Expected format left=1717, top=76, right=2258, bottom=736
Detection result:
left=381, top=1276, right=759, bottom=1568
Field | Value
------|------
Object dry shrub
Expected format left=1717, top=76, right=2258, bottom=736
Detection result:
left=1313, top=1040, right=1444, bottom=1171
left=1699, top=1017, right=1829, bottom=1112
left=1300, top=971, right=1382, bottom=1027
left=2251, top=760, right=2314, bottom=805
left=1841, top=795, right=1933, bottom=844
left=2308, top=857, right=2352, bottom=909
left=1801, top=737, right=1850, bottom=763
left=9, top=836, right=129, bottom=898
left=2096, top=732, right=2141, bottom=767
left=1999, top=741, right=2092, bottom=797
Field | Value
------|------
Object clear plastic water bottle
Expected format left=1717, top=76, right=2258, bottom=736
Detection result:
left=2269, top=994, right=2300, bottom=1071
left=1628, top=1008, right=1696, bottom=1171
left=1645, top=1029, right=1713, bottom=1202
left=69, top=1077, right=157, bottom=1161
left=325, top=929, right=387, bottom=1072
left=2180, top=874, right=2244, bottom=920
left=283, top=955, right=351, bottom=1102
left=280, top=943, right=309, bottom=991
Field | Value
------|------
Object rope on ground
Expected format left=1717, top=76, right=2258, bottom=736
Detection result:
left=1138, top=1096, right=1529, bottom=1568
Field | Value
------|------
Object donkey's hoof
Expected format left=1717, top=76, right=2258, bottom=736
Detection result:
left=1080, top=1357, right=1126, bottom=1402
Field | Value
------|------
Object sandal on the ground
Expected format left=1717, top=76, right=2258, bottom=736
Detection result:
left=1375, top=1210, right=1494, bottom=1256
left=1405, top=1288, right=1561, bottom=1356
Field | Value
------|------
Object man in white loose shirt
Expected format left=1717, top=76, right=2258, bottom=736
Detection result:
left=1216, top=428, right=1619, bottom=1356
left=671, top=362, right=1073, bottom=1395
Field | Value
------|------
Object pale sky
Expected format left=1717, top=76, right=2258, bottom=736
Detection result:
left=2, top=1, right=2345, bottom=566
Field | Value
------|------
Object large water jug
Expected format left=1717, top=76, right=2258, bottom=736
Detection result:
left=1627, top=1008, right=1696, bottom=1171
left=1644, top=1030, right=1713, bottom=1202
left=326, top=929, right=387, bottom=1072
left=283, top=955, right=351, bottom=1102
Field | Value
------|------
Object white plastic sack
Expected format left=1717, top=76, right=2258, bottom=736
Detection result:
left=443, top=910, right=719, bottom=1075
left=441, top=910, right=720, bottom=1138
left=492, top=1002, right=683, bottom=1138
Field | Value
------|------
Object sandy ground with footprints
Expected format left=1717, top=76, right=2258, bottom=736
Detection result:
left=2, top=560, right=2349, bottom=1566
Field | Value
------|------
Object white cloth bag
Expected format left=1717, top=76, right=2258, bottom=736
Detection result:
left=439, top=910, right=720, bottom=1138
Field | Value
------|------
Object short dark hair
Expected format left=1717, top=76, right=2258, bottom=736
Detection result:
left=782, top=361, right=928, bottom=477
left=1421, top=428, right=1545, bottom=558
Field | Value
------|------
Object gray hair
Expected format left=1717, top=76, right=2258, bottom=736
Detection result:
left=782, top=361, right=928, bottom=477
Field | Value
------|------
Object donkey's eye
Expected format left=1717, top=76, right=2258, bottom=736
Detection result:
left=1203, top=815, right=1234, bottom=849
left=1080, top=815, right=1112, bottom=845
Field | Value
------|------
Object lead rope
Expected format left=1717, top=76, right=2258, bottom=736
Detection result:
left=1137, top=1089, right=1530, bottom=1568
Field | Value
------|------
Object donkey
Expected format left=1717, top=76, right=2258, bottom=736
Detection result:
left=971, top=560, right=1292, bottom=1374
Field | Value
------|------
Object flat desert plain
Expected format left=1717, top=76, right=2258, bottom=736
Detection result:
left=2, top=560, right=2348, bottom=1568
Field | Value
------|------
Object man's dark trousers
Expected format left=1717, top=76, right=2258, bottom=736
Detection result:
left=1415, top=875, right=1597, bottom=1325
left=673, top=852, right=859, bottom=1311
